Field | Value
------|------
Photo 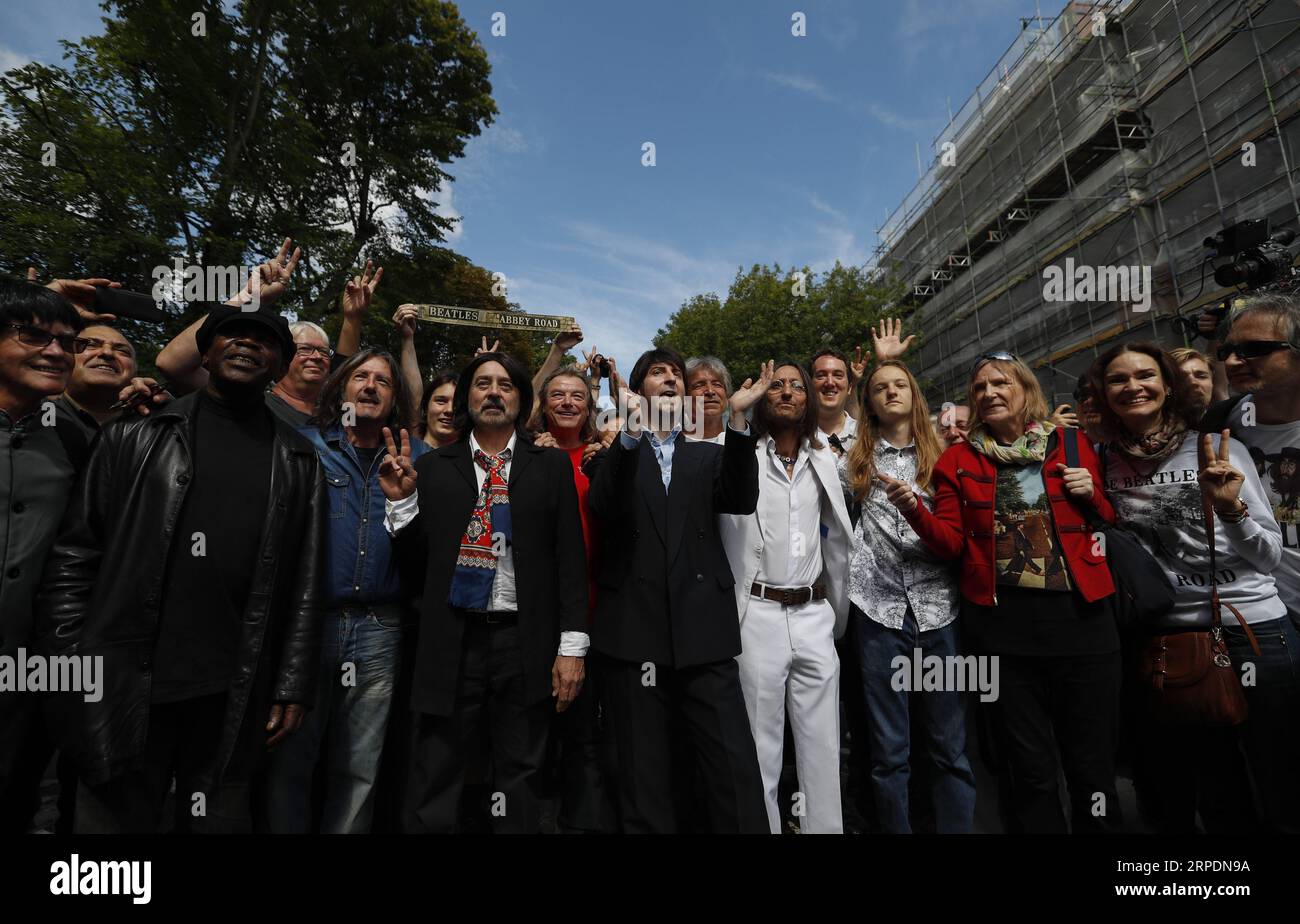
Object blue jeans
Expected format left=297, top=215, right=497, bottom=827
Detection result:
left=859, top=608, right=976, bottom=833
left=262, top=605, right=403, bottom=833
left=1221, top=613, right=1300, bottom=833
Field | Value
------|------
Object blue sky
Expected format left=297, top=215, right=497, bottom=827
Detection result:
left=4, top=0, right=1044, bottom=369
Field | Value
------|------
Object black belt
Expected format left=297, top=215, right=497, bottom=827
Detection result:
left=459, top=609, right=518, bottom=625
left=749, top=582, right=827, bottom=606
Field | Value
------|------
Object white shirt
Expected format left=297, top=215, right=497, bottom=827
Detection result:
left=755, top=437, right=823, bottom=588
left=817, top=413, right=857, bottom=456
left=684, top=430, right=726, bottom=445
left=1105, top=432, right=1285, bottom=627
left=1228, top=400, right=1300, bottom=620
left=384, top=432, right=589, bottom=656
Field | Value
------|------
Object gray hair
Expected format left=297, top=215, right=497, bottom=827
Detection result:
left=289, top=320, right=331, bottom=347
left=1230, top=292, right=1300, bottom=348
left=685, top=355, right=733, bottom=395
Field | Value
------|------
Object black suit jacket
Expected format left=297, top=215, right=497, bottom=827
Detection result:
left=394, top=436, right=588, bottom=716
left=584, top=426, right=759, bottom=667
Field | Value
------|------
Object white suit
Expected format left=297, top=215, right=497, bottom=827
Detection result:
left=720, top=437, right=852, bottom=833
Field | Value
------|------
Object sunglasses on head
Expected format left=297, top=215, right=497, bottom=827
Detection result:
left=1215, top=340, right=1295, bottom=362
left=970, top=350, right=1017, bottom=377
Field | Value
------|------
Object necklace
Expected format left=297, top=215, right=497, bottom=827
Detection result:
left=776, top=452, right=797, bottom=468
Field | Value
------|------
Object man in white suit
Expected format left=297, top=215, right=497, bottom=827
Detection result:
left=720, top=359, right=852, bottom=834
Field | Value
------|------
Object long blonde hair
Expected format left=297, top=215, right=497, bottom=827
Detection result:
left=845, top=360, right=943, bottom=501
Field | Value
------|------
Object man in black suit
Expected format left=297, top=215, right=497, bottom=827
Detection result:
left=379, top=351, right=587, bottom=834
left=585, top=346, right=772, bottom=833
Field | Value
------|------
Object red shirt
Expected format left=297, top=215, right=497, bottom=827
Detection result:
left=564, top=444, right=598, bottom=621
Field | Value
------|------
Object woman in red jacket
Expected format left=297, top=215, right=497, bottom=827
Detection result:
left=881, top=352, right=1120, bottom=833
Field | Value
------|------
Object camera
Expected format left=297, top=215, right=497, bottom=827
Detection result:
left=1204, top=218, right=1297, bottom=290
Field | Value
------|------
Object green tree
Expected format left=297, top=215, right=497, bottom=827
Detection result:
left=0, top=0, right=498, bottom=362
left=655, top=262, right=909, bottom=383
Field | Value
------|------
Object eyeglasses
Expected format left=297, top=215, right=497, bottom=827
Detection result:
left=78, top=336, right=134, bottom=358
left=766, top=379, right=807, bottom=393
left=294, top=344, right=332, bottom=359
left=970, top=351, right=1016, bottom=377
left=1215, top=340, right=1295, bottom=362
left=3, top=322, right=87, bottom=354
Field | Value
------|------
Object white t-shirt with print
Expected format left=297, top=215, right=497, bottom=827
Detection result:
left=1229, top=400, right=1300, bottom=618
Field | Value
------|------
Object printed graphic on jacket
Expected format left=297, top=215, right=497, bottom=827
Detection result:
left=994, top=464, right=1072, bottom=591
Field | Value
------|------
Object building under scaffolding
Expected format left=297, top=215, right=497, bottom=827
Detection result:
left=876, top=0, right=1300, bottom=406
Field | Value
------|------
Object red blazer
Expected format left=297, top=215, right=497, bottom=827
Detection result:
left=903, top=431, right=1116, bottom=606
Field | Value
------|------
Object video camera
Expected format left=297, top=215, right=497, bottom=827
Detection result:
left=1175, top=218, right=1298, bottom=341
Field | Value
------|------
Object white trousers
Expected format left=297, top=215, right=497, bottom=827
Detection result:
left=736, top=596, right=842, bottom=834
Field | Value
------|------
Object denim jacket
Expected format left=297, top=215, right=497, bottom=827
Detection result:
left=299, top=425, right=430, bottom=606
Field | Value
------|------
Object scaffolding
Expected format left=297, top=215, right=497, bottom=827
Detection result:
left=876, top=0, right=1300, bottom=406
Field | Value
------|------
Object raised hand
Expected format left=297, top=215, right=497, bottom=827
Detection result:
left=342, top=259, right=383, bottom=321
left=555, top=323, right=583, bottom=353
left=850, top=345, right=868, bottom=380
left=729, top=360, right=776, bottom=418
left=871, top=317, right=916, bottom=362
left=392, top=304, right=419, bottom=339
left=1055, top=463, right=1094, bottom=500
left=378, top=427, right=419, bottom=500
left=475, top=336, right=500, bottom=356
left=241, top=237, right=301, bottom=307
left=1199, top=429, right=1245, bottom=514
left=45, top=277, right=121, bottom=323
left=878, top=472, right=919, bottom=513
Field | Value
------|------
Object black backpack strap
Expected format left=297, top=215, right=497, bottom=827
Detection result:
left=1061, top=426, right=1107, bottom=531
left=1062, top=424, right=1081, bottom=469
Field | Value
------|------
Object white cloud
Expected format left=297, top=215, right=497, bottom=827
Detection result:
left=432, top=183, right=462, bottom=241
left=0, top=46, right=31, bottom=73
left=764, top=71, right=836, bottom=103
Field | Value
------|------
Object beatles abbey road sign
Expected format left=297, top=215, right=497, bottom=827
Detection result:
left=408, top=303, right=575, bottom=333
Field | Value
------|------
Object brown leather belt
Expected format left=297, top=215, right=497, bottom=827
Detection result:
left=749, top=582, right=827, bottom=606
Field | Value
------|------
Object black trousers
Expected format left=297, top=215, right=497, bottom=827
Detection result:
left=555, top=663, right=615, bottom=832
left=991, top=651, right=1122, bottom=833
left=401, top=621, right=551, bottom=834
left=0, top=695, right=47, bottom=833
left=600, top=655, right=768, bottom=834
left=75, top=693, right=255, bottom=834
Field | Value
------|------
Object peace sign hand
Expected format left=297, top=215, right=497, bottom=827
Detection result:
left=379, top=427, right=419, bottom=501
left=241, top=236, right=301, bottom=307
left=342, top=259, right=383, bottom=320
left=850, top=345, right=868, bottom=380
left=1199, top=429, right=1245, bottom=514
left=878, top=472, right=918, bottom=513
left=475, top=336, right=500, bottom=356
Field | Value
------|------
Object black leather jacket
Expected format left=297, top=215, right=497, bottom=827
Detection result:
left=34, top=391, right=326, bottom=785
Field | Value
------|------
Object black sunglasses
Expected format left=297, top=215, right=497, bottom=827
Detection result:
left=970, top=350, right=1017, bottom=377
left=4, top=322, right=88, bottom=354
left=1216, top=340, right=1295, bottom=362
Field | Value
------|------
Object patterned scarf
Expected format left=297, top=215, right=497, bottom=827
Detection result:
left=967, top=419, right=1056, bottom=466
left=1112, top=416, right=1188, bottom=465
left=449, top=447, right=512, bottom=610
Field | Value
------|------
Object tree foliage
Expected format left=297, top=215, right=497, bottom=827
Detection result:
left=0, top=0, right=533, bottom=374
left=654, top=262, right=910, bottom=382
